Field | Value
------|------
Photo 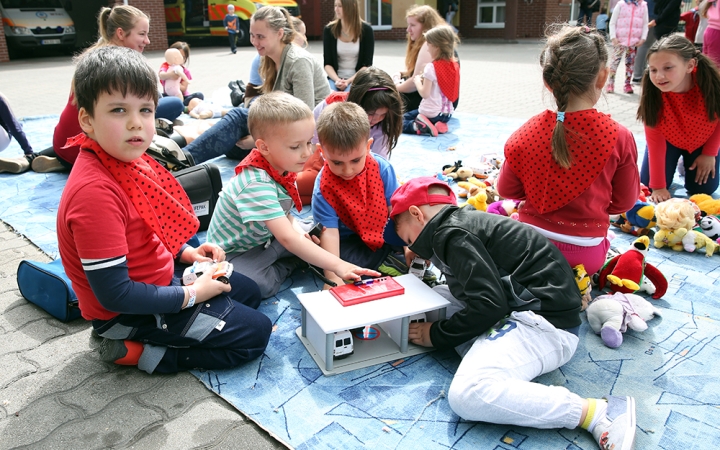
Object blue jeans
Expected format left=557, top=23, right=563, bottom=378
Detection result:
left=156, top=96, right=184, bottom=122
left=184, top=106, right=250, bottom=164
left=228, top=33, right=237, bottom=52
left=402, top=110, right=451, bottom=134
left=92, top=266, right=271, bottom=374
left=640, top=143, right=720, bottom=196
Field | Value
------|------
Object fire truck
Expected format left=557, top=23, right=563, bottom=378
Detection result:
left=164, top=1, right=300, bottom=46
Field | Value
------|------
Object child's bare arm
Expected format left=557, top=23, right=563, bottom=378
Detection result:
left=414, top=75, right=432, bottom=99
left=318, top=228, right=344, bottom=287
left=265, top=216, right=380, bottom=281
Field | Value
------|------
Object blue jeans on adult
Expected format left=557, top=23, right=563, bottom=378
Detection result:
left=184, top=106, right=250, bottom=164
left=156, top=96, right=184, bottom=122
left=640, top=143, right=720, bottom=196
left=577, top=7, right=593, bottom=26
left=402, top=110, right=451, bottom=134
left=92, top=267, right=271, bottom=374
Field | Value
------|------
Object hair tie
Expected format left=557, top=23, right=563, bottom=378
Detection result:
left=557, top=111, right=565, bottom=123
left=367, top=87, right=389, bottom=91
left=583, top=26, right=591, bottom=34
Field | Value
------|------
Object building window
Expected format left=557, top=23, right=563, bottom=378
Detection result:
left=476, top=0, right=506, bottom=29
left=367, top=0, right=392, bottom=29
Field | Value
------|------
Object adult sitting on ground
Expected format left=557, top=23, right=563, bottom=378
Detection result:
left=323, top=0, right=375, bottom=92
left=0, top=4, right=185, bottom=174
left=395, top=5, right=446, bottom=112
left=183, top=7, right=329, bottom=165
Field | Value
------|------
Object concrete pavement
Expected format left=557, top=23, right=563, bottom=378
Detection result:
left=0, top=38, right=642, bottom=449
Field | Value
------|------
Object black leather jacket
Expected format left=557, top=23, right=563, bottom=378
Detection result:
left=410, top=206, right=582, bottom=349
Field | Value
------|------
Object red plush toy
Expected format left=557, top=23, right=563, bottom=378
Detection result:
left=597, top=236, right=668, bottom=299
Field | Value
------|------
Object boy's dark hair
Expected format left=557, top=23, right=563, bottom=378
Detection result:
left=317, top=102, right=370, bottom=154
left=637, top=34, right=720, bottom=127
left=540, top=25, right=607, bottom=169
left=73, top=46, right=159, bottom=117
left=347, top=67, right=403, bottom=155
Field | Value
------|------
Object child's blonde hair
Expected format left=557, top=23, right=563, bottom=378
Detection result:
left=540, top=25, right=608, bottom=169
left=317, top=102, right=370, bottom=154
left=637, top=34, right=720, bottom=127
left=424, top=25, right=459, bottom=61
left=253, top=7, right=296, bottom=94
left=403, top=5, right=445, bottom=79
left=247, top=92, right=312, bottom=140
left=97, top=5, right=148, bottom=47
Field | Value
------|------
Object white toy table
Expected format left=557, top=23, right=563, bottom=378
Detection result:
left=295, top=274, right=451, bottom=375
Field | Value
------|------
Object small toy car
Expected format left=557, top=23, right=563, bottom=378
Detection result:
left=182, top=261, right=233, bottom=286
left=408, top=257, right=426, bottom=279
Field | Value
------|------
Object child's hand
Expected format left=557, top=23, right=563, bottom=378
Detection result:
left=331, top=263, right=380, bottom=282
left=690, top=154, right=716, bottom=185
left=191, top=266, right=232, bottom=304
left=413, top=74, right=423, bottom=89
left=648, top=20, right=656, bottom=28
left=194, top=242, right=226, bottom=262
left=409, top=321, right=434, bottom=347
left=611, top=38, right=619, bottom=46
left=650, top=188, right=672, bottom=203
left=403, top=247, right=419, bottom=268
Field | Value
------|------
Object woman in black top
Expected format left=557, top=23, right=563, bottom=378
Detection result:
left=323, top=0, right=375, bottom=92
left=652, top=0, right=682, bottom=39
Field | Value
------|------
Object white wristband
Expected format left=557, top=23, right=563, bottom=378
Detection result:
left=184, top=287, right=197, bottom=309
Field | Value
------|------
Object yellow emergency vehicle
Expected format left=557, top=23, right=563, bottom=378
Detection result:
left=164, top=0, right=299, bottom=46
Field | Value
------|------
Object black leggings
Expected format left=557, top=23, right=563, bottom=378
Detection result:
left=35, top=147, right=73, bottom=170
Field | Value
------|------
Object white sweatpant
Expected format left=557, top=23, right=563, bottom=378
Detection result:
left=434, top=285, right=584, bottom=429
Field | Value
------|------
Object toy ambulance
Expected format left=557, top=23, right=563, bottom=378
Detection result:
left=182, top=261, right=233, bottom=286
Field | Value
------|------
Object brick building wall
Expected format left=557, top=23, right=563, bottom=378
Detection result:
left=459, top=0, right=572, bottom=39
left=0, top=9, right=8, bottom=63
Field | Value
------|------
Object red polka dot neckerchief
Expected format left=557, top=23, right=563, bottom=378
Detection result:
left=325, top=91, right=349, bottom=105
left=319, top=153, right=387, bottom=251
left=658, top=82, right=717, bottom=152
left=235, top=149, right=303, bottom=212
left=504, top=109, right=618, bottom=215
left=434, top=59, right=460, bottom=103
left=71, top=133, right=199, bottom=255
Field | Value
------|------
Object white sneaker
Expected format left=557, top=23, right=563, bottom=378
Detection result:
left=591, top=396, right=636, bottom=450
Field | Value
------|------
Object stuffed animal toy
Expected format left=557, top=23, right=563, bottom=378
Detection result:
left=698, top=215, right=720, bottom=241
left=586, top=292, right=662, bottom=348
left=598, top=236, right=668, bottom=299
left=654, top=227, right=688, bottom=252
left=690, top=194, right=720, bottom=216
left=681, top=229, right=720, bottom=256
left=466, top=188, right=488, bottom=211
left=189, top=101, right=229, bottom=119
left=487, top=199, right=520, bottom=217
left=442, top=160, right=473, bottom=181
left=457, top=178, right=487, bottom=197
left=573, top=264, right=592, bottom=311
left=610, top=200, right=656, bottom=237
left=163, top=48, right=189, bottom=101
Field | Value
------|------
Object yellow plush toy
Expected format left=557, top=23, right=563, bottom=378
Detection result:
left=466, top=189, right=488, bottom=211
left=682, top=230, right=720, bottom=256
left=654, top=227, right=688, bottom=252
left=690, top=194, right=720, bottom=216
left=457, top=178, right=489, bottom=211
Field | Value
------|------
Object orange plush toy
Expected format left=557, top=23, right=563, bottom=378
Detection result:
left=597, top=236, right=668, bottom=300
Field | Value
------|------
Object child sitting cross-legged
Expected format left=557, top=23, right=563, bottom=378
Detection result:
left=206, top=92, right=379, bottom=298
left=390, top=176, right=637, bottom=450
left=311, top=101, right=424, bottom=288
left=57, top=46, right=272, bottom=374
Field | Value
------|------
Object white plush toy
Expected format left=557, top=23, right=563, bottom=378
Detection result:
left=586, top=292, right=662, bottom=348
left=189, top=100, right=228, bottom=119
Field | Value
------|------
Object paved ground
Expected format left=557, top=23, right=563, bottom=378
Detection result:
left=0, top=38, right=641, bottom=449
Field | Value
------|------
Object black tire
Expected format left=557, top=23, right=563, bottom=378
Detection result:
left=217, top=276, right=229, bottom=284
left=236, top=19, right=250, bottom=47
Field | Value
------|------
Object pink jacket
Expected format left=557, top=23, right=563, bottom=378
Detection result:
left=609, top=0, right=649, bottom=48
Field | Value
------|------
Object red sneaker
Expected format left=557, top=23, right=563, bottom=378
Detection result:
left=414, top=114, right=438, bottom=137
left=435, top=122, right=449, bottom=134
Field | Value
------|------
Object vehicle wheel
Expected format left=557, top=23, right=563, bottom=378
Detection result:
left=217, top=276, right=229, bottom=284
left=236, top=20, right=250, bottom=46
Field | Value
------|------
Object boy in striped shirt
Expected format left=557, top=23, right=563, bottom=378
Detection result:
left=207, top=92, right=378, bottom=298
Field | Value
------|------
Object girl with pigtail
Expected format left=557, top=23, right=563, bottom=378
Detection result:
left=497, top=25, right=640, bottom=276
left=637, top=34, right=720, bottom=203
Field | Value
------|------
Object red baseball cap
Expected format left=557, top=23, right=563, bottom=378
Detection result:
left=390, top=176, right=457, bottom=219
